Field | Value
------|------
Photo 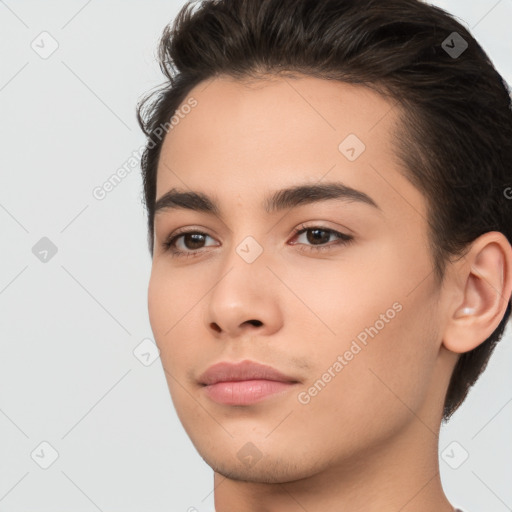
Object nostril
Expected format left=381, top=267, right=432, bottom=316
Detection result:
left=210, top=322, right=222, bottom=333
left=246, top=319, right=263, bottom=327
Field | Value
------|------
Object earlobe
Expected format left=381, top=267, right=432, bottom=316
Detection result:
left=442, top=232, right=512, bottom=354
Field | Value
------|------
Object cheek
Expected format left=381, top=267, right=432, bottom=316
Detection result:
left=147, top=264, right=194, bottom=338
left=296, top=301, right=437, bottom=456
left=147, top=268, right=205, bottom=384
left=291, top=244, right=438, bottom=423
left=147, top=271, right=168, bottom=339
left=147, top=270, right=185, bottom=363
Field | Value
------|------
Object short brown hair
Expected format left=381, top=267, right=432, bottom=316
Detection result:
left=136, top=0, right=512, bottom=421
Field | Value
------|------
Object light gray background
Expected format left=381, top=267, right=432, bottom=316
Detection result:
left=0, top=1, right=511, bottom=511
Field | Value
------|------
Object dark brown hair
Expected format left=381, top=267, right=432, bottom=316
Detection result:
left=136, top=0, right=512, bottom=421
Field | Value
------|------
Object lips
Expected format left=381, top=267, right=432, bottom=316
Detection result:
left=198, top=360, right=300, bottom=406
left=198, top=359, right=299, bottom=386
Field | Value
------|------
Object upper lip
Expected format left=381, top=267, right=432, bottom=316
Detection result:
left=198, top=360, right=299, bottom=386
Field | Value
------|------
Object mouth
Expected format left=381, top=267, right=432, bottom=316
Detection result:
left=198, top=359, right=300, bottom=406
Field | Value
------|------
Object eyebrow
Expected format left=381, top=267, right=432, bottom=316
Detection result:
left=154, top=182, right=381, bottom=218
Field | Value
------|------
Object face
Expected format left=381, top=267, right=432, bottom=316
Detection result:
left=148, top=75, right=454, bottom=483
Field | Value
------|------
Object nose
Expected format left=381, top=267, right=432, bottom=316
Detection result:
left=205, top=249, right=284, bottom=339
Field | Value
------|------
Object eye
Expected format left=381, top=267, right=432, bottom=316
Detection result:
left=289, top=224, right=354, bottom=253
left=162, top=229, right=218, bottom=258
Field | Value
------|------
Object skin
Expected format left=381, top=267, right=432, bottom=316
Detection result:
left=147, top=75, right=512, bottom=512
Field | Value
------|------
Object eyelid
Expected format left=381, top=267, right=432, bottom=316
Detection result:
left=290, top=220, right=354, bottom=237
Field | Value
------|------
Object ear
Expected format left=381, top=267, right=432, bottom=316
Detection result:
left=442, top=231, right=512, bottom=354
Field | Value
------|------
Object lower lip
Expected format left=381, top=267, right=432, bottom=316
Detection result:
left=202, top=379, right=297, bottom=405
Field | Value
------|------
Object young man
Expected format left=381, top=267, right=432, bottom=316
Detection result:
left=137, top=1, right=512, bottom=510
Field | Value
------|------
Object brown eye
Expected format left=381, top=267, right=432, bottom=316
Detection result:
left=291, top=225, right=354, bottom=253
left=304, top=228, right=331, bottom=245
left=181, top=233, right=207, bottom=250
left=162, top=230, right=217, bottom=257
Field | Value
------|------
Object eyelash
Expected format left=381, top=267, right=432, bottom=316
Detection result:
left=161, top=224, right=354, bottom=259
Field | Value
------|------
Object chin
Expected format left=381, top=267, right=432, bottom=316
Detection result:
left=200, top=446, right=327, bottom=484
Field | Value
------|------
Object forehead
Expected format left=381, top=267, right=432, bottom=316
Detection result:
left=155, top=74, right=426, bottom=223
